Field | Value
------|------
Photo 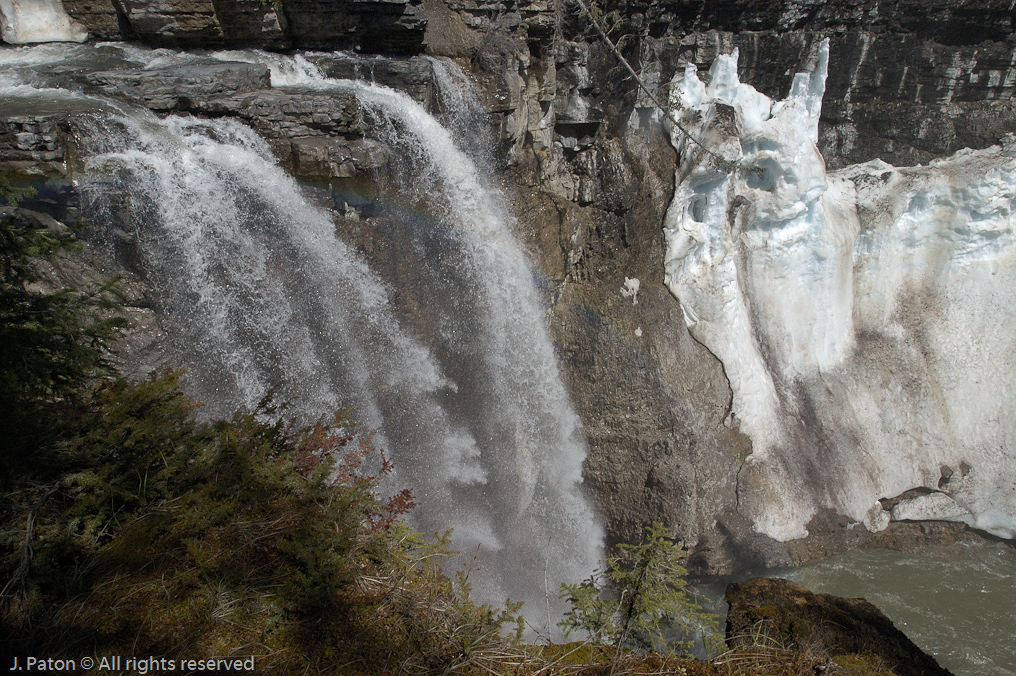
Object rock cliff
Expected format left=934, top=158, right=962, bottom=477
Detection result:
left=60, top=0, right=426, bottom=52
left=415, top=0, right=1016, bottom=571
left=4, top=0, right=1016, bottom=576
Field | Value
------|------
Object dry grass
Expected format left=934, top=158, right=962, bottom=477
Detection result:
left=714, top=621, right=897, bottom=676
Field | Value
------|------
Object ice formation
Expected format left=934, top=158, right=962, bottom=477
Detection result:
left=621, top=276, right=641, bottom=304
left=0, top=0, right=87, bottom=44
left=663, top=39, right=1016, bottom=541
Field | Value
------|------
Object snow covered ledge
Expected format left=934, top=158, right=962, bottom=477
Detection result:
left=663, top=39, right=1016, bottom=542
left=0, top=0, right=87, bottom=44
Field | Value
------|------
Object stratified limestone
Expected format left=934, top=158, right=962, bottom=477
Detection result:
left=63, top=0, right=426, bottom=52
left=86, top=62, right=271, bottom=109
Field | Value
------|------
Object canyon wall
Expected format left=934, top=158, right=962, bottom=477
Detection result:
left=59, top=0, right=425, bottom=51
left=418, top=0, right=1016, bottom=572
left=4, top=0, right=1016, bottom=576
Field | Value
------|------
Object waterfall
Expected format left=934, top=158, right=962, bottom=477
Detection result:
left=42, top=46, right=604, bottom=631
left=427, top=56, right=494, bottom=169
left=0, top=0, right=86, bottom=44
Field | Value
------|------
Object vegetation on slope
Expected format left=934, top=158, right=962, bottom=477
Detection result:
left=0, top=175, right=897, bottom=675
left=0, top=178, right=519, bottom=672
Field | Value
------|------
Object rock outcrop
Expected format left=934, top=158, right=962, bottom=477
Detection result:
left=0, top=55, right=402, bottom=181
left=725, top=577, right=953, bottom=676
left=86, top=62, right=271, bottom=109
left=0, top=116, right=70, bottom=176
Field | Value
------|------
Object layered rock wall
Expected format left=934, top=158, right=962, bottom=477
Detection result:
left=60, top=0, right=425, bottom=51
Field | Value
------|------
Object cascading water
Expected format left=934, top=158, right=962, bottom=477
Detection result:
left=347, top=79, right=604, bottom=615
left=8, top=43, right=604, bottom=632
left=427, top=56, right=494, bottom=168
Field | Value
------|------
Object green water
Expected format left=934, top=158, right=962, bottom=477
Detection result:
left=781, top=544, right=1016, bottom=675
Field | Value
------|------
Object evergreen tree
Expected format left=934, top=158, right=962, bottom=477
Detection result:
left=559, top=522, right=722, bottom=656
left=0, top=173, right=123, bottom=483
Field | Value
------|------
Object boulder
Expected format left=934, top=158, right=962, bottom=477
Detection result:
left=725, top=578, right=953, bottom=676
left=891, top=492, right=972, bottom=523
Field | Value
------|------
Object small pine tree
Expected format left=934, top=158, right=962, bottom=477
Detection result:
left=559, top=522, right=722, bottom=656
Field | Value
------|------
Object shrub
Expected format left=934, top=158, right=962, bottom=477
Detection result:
left=2, top=370, right=526, bottom=672
left=559, top=522, right=722, bottom=657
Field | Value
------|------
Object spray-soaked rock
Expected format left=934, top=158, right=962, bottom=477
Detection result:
left=291, top=137, right=389, bottom=178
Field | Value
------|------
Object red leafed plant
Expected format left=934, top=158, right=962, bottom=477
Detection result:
left=289, top=410, right=416, bottom=530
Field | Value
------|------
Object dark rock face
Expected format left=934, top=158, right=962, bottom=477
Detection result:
left=282, top=0, right=426, bottom=53
left=725, top=578, right=953, bottom=676
left=63, top=0, right=426, bottom=53
left=211, top=0, right=290, bottom=49
left=0, top=117, right=70, bottom=176
left=112, top=0, right=223, bottom=45
left=61, top=0, right=125, bottom=41
left=597, top=0, right=1015, bottom=45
